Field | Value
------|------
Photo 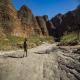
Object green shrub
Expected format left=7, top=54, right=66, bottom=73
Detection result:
left=28, top=35, right=53, bottom=48
left=0, top=35, right=24, bottom=50
left=0, top=0, right=2, bottom=3
left=0, top=35, right=54, bottom=50
left=60, top=32, right=80, bottom=46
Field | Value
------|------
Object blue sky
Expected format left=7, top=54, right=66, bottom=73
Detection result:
left=12, top=0, right=79, bottom=19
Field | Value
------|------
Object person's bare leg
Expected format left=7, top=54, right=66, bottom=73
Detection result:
left=23, top=51, right=25, bottom=57
left=23, top=49, right=26, bottom=57
left=26, top=50, right=27, bottom=57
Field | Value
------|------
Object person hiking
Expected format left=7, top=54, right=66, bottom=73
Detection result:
left=23, top=38, right=28, bottom=57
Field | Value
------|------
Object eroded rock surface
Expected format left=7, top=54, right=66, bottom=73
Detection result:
left=50, top=7, right=80, bottom=39
left=36, top=16, right=48, bottom=36
left=0, top=44, right=80, bottom=80
left=0, top=0, right=48, bottom=37
left=0, top=0, right=24, bottom=37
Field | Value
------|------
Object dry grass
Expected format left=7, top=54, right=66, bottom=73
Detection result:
left=0, top=35, right=54, bottom=50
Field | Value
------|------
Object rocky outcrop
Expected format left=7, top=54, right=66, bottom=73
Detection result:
left=38, top=46, right=80, bottom=80
left=51, top=13, right=63, bottom=28
left=0, top=44, right=80, bottom=80
left=36, top=16, right=48, bottom=36
left=46, top=21, right=55, bottom=36
left=50, top=7, right=80, bottom=40
left=18, top=5, right=43, bottom=36
left=0, top=0, right=24, bottom=37
left=0, top=0, right=80, bottom=40
left=60, top=11, right=77, bottom=32
left=18, top=5, right=35, bottom=37
left=0, top=0, right=49, bottom=37
left=32, top=16, right=42, bottom=35
left=43, top=15, right=48, bottom=22
left=0, top=27, right=6, bottom=39
left=57, top=47, right=80, bottom=80
left=50, top=14, right=64, bottom=40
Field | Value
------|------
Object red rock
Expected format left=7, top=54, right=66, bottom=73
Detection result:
left=36, top=16, right=48, bottom=36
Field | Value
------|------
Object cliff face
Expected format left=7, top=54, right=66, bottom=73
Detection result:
left=0, top=0, right=80, bottom=39
left=50, top=7, right=80, bottom=40
left=46, top=21, right=55, bottom=36
left=61, top=7, right=80, bottom=32
left=0, top=0, right=24, bottom=37
left=51, top=14, right=63, bottom=28
left=36, top=16, right=48, bottom=36
left=32, top=16, right=42, bottom=35
left=18, top=5, right=42, bottom=36
left=0, top=0, right=49, bottom=38
left=18, top=5, right=35, bottom=37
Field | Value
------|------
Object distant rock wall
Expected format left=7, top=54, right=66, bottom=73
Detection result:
left=0, top=0, right=49, bottom=38
left=0, top=0, right=80, bottom=39
left=0, top=0, right=24, bottom=37
left=46, top=21, right=55, bottom=36
left=36, top=16, right=48, bottom=36
left=50, top=8, right=80, bottom=40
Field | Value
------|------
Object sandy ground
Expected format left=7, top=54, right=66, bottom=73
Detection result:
left=0, top=43, right=80, bottom=80
left=0, top=43, right=58, bottom=80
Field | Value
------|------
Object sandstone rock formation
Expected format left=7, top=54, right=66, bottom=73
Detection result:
left=36, top=16, right=48, bottom=36
left=32, top=16, right=42, bottom=35
left=51, top=13, right=63, bottom=28
left=43, top=15, right=48, bottom=22
left=50, top=14, right=64, bottom=40
left=50, top=7, right=80, bottom=40
left=0, top=0, right=24, bottom=37
left=18, top=5, right=35, bottom=37
left=0, top=0, right=80, bottom=40
left=18, top=5, right=43, bottom=36
left=0, top=0, right=48, bottom=38
left=46, top=21, right=55, bottom=36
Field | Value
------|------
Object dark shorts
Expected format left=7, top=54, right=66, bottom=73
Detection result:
left=24, top=48, right=27, bottom=51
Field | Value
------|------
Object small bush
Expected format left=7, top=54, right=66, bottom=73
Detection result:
left=0, top=35, right=24, bottom=50
left=0, top=35, right=54, bottom=50
left=28, top=35, right=54, bottom=48
left=60, top=32, right=80, bottom=46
